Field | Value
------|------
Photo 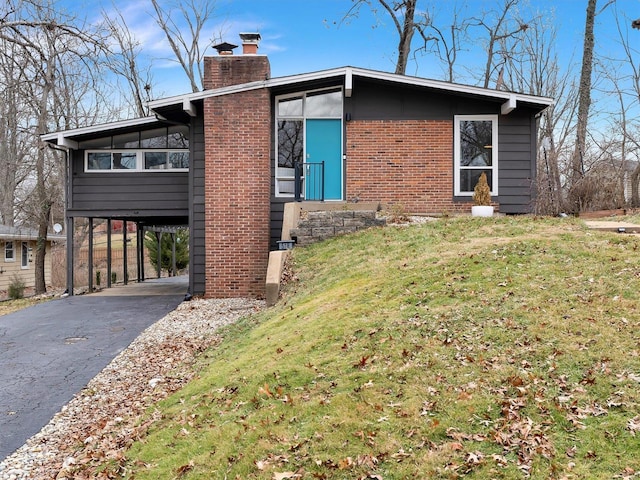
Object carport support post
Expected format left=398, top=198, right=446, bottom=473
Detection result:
left=65, top=216, right=74, bottom=295
left=88, top=218, right=94, bottom=293
left=171, top=232, right=176, bottom=277
left=140, top=227, right=145, bottom=282
left=136, top=224, right=142, bottom=282
left=106, top=219, right=112, bottom=288
left=156, top=231, right=162, bottom=279
left=123, top=220, right=128, bottom=285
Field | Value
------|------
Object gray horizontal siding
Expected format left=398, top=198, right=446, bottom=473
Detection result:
left=497, top=111, right=535, bottom=214
left=190, top=112, right=206, bottom=296
left=498, top=142, right=531, bottom=152
left=73, top=182, right=187, bottom=194
left=70, top=151, right=189, bottom=214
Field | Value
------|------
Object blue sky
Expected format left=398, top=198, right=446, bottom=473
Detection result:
left=85, top=0, right=640, bottom=101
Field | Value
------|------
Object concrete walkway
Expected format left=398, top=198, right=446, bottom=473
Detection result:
left=0, top=276, right=188, bottom=461
left=583, top=220, right=640, bottom=233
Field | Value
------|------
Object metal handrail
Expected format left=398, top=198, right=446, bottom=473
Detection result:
left=294, top=161, right=324, bottom=201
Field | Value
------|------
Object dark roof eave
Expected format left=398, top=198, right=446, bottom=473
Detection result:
left=149, top=66, right=554, bottom=114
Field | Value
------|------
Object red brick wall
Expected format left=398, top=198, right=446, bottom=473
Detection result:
left=203, top=89, right=271, bottom=298
left=203, top=56, right=270, bottom=90
left=346, top=119, right=470, bottom=214
left=202, top=54, right=272, bottom=298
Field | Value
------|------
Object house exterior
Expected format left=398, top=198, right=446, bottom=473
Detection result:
left=42, top=33, right=552, bottom=300
left=0, top=225, right=64, bottom=294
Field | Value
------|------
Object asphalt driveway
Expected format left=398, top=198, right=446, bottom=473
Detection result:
left=0, top=276, right=187, bottom=461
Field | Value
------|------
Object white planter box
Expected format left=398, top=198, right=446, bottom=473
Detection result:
left=471, top=205, right=494, bottom=217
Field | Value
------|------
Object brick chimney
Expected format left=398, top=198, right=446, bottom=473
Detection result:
left=205, top=33, right=270, bottom=90
left=240, top=32, right=261, bottom=54
left=202, top=32, right=272, bottom=299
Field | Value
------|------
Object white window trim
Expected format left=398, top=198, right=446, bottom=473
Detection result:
left=4, top=241, right=15, bottom=262
left=84, top=150, right=189, bottom=173
left=21, top=242, right=29, bottom=269
left=454, top=114, right=499, bottom=197
left=275, top=87, right=343, bottom=198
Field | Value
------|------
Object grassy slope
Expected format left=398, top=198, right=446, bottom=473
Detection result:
left=125, top=216, right=640, bottom=479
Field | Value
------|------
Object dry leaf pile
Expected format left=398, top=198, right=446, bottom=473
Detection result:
left=0, top=297, right=263, bottom=480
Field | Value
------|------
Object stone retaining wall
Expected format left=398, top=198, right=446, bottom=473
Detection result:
left=290, top=210, right=386, bottom=246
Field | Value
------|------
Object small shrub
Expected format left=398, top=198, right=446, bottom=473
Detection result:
left=8, top=275, right=25, bottom=300
left=473, top=172, right=492, bottom=206
left=111, top=272, right=117, bottom=284
left=386, top=203, right=411, bottom=223
left=96, top=270, right=101, bottom=286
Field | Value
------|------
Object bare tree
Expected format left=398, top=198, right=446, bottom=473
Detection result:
left=567, top=0, right=615, bottom=212
left=343, top=0, right=437, bottom=75
left=570, top=0, right=597, bottom=188
left=421, top=5, right=469, bottom=82
left=149, top=0, right=221, bottom=92
left=607, top=11, right=640, bottom=206
left=0, top=0, right=106, bottom=293
left=0, top=38, right=33, bottom=226
left=468, top=0, right=530, bottom=89
left=501, top=15, right=580, bottom=214
left=101, top=6, right=154, bottom=117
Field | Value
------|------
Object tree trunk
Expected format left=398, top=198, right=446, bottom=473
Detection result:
left=394, top=0, right=417, bottom=75
left=33, top=27, right=56, bottom=295
left=34, top=201, right=51, bottom=294
left=34, top=139, right=52, bottom=294
left=568, top=0, right=597, bottom=211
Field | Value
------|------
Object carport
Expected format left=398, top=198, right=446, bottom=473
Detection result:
left=41, top=117, right=192, bottom=296
left=72, top=218, right=188, bottom=293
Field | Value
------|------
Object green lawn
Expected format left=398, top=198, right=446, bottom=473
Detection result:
left=112, top=215, right=639, bottom=479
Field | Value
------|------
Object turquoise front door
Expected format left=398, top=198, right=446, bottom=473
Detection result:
left=305, top=119, right=342, bottom=200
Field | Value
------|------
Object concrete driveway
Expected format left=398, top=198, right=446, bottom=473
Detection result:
left=0, top=276, right=188, bottom=461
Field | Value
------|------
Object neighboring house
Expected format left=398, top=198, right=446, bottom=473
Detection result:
left=42, top=33, right=553, bottom=300
left=0, top=225, right=64, bottom=293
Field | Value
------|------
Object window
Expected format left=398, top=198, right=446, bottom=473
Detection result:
left=5, top=241, right=14, bottom=262
left=275, top=88, right=343, bottom=197
left=113, top=152, right=137, bottom=169
left=144, top=152, right=167, bottom=170
left=277, top=120, right=303, bottom=194
left=21, top=242, right=29, bottom=268
left=86, top=150, right=189, bottom=172
left=82, top=126, right=190, bottom=172
left=454, top=115, right=498, bottom=196
left=78, top=125, right=189, bottom=150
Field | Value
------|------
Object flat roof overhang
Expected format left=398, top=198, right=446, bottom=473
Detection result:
left=41, top=116, right=169, bottom=149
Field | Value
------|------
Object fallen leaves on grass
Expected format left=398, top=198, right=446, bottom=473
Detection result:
left=627, top=416, right=640, bottom=436
left=0, top=298, right=264, bottom=479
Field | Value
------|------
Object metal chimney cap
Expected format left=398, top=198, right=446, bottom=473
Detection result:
left=213, top=42, right=238, bottom=54
left=239, top=32, right=261, bottom=43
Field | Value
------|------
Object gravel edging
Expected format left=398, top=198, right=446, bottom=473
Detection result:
left=0, top=297, right=264, bottom=480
